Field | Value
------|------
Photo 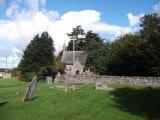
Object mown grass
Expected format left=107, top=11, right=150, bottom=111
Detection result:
left=0, top=78, right=160, bottom=120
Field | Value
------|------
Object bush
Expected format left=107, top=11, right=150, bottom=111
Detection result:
left=21, top=72, right=37, bottom=82
left=39, top=66, right=57, bottom=81
left=20, top=66, right=57, bottom=82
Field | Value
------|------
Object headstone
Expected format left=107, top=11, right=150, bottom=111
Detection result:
left=55, top=72, right=61, bottom=83
left=65, top=78, right=68, bottom=92
left=72, top=85, right=76, bottom=91
left=95, top=82, right=113, bottom=91
left=46, top=76, right=52, bottom=84
left=22, top=76, right=37, bottom=102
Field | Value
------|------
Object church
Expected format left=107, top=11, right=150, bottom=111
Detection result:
left=61, top=50, right=87, bottom=75
left=61, top=41, right=88, bottom=75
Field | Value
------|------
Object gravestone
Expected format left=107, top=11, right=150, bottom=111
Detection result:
left=64, top=78, right=77, bottom=92
left=55, top=72, right=61, bottom=83
left=46, top=76, right=52, bottom=84
left=22, top=76, right=37, bottom=102
left=64, top=78, right=68, bottom=92
left=95, top=82, right=111, bottom=90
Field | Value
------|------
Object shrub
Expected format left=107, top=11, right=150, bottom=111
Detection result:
left=39, top=66, right=57, bottom=81
left=21, top=72, right=37, bottom=82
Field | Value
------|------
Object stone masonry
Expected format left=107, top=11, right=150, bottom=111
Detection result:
left=64, top=75, right=160, bottom=87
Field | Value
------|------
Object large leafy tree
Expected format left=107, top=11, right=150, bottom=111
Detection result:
left=107, top=34, right=144, bottom=76
left=18, top=32, right=55, bottom=81
left=67, top=25, right=86, bottom=51
left=140, top=13, right=160, bottom=39
left=107, top=13, right=160, bottom=76
left=86, top=42, right=111, bottom=75
left=84, top=31, right=111, bottom=74
left=140, top=13, right=160, bottom=76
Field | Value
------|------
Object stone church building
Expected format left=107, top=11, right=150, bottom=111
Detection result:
left=61, top=51, right=87, bottom=75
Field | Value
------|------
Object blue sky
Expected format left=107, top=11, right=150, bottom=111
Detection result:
left=47, top=0, right=159, bottom=26
left=0, top=0, right=159, bottom=25
left=0, top=0, right=160, bottom=68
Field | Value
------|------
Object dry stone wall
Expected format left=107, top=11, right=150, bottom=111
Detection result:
left=64, top=75, right=160, bottom=87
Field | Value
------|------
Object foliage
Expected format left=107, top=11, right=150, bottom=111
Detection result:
left=66, top=13, right=160, bottom=76
left=84, top=31, right=111, bottom=74
left=140, top=13, right=160, bottom=39
left=39, top=66, right=57, bottom=80
left=67, top=27, right=110, bottom=74
left=107, top=34, right=144, bottom=76
left=106, top=13, right=160, bottom=76
left=21, top=72, right=37, bottom=82
left=67, top=25, right=86, bottom=51
left=53, top=57, right=65, bottom=74
left=140, top=13, right=160, bottom=76
left=17, top=32, right=55, bottom=81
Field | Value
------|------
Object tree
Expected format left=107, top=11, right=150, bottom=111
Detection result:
left=18, top=32, right=55, bottom=81
left=65, top=13, right=160, bottom=76
left=86, top=42, right=111, bottom=75
left=106, top=13, right=160, bottom=76
left=107, top=34, right=144, bottom=76
left=140, top=13, right=160, bottom=76
left=53, top=57, right=65, bottom=74
left=140, top=13, right=160, bottom=39
left=84, top=31, right=110, bottom=74
left=67, top=28, right=110, bottom=74
left=67, top=25, right=86, bottom=51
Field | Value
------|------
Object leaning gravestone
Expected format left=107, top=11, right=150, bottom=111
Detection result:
left=22, top=76, right=37, bottom=102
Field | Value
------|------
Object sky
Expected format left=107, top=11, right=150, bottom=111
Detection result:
left=0, top=0, right=160, bottom=68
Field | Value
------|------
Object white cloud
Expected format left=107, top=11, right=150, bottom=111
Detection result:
left=127, top=13, right=144, bottom=27
left=0, top=47, right=12, bottom=57
left=26, top=0, right=47, bottom=11
left=153, top=2, right=160, bottom=16
left=0, top=54, right=20, bottom=68
left=6, top=2, right=20, bottom=17
left=60, top=10, right=100, bottom=26
left=87, top=22, right=131, bottom=33
left=0, top=0, right=143, bottom=68
left=0, top=46, right=22, bottom=68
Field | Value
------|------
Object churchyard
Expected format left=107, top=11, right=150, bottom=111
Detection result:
left=0, top=78, right=160, bottom=120
left=0, top=0, right=160, bottom=119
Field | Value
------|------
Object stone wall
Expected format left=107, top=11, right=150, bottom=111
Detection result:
left=64, top=75, right=160, bottom=87
left=0, top=72, right=12, bottom=78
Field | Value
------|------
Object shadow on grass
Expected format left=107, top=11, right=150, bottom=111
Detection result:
left=110, top=87, right=160, bottom=120
left=32, top=96, right=39, bottom=101
left=0, top=101, right=8, bottom=107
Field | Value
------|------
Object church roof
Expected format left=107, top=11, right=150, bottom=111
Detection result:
left=61, top=51, right=87, bottom=65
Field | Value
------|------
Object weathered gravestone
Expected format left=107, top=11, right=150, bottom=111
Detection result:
left=64, top=77, right=73, bottom=92
left=64, top=77, right=68, bottom=92
left=95, top=82, right=113, bottom=91
left=64, top=77, right=78, bottom=92
left=22, top=76, right=37, bottom=102
left=46, top=76, right=52, bottom=84
left=55, top=72, right=61, bottom=83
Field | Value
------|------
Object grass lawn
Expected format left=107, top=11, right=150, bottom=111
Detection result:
left=0, top=78, right=160, bottom=120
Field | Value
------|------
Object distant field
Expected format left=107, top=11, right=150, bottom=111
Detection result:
left=0, top=78, right=160, bottom=120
